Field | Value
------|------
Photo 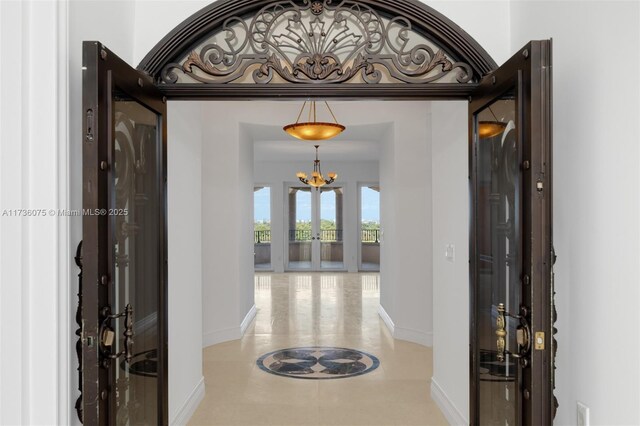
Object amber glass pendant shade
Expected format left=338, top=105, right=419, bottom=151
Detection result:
left=284, top=122, right=346, bottom=141
left=478, top=121, right=507, bottom=139
left=284, top=101, right=345, bottom=141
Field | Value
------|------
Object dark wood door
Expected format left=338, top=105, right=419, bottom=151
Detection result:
left=81, top=41, right=168, bottom=425
left=469, top=40, right=555, bottom=425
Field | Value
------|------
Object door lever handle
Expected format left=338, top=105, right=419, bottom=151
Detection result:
left=99, top=304, right=134, bottom=365
left=495, top=303, right=531, bottom=364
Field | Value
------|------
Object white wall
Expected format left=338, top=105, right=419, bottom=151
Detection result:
left=381, top=103, right=434, bottom=347
left=430, top=101, right=470, bottom=424
left=200, top=103, right=256, bottom=348
left=427, top=0, right=512, bottom=66
left=238, top=124, right=256, bottom=325
left=167, top=102, right=205, bottom=424
left=510, top=2, right=640, bottom=425
left=0, top=1, right=68, bottom=424
left=253, top=159, right=380, bottom=273
left=379, top=124, right=397, bottom=329
left=133, top=0, right=210, bottom=66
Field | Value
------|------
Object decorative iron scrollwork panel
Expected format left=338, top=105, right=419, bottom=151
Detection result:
left=160, top=0, right=473, bottom=85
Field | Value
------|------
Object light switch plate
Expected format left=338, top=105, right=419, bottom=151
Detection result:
left=445, top=244, right=455, bottom=262
left=577, top=402, right=589, bottom=426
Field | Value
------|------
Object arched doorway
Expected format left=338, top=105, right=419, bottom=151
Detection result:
left=79, top=1, right=554, bottom=424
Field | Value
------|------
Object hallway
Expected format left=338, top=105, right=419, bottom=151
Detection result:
left=189, top=273, right=447, bottom=425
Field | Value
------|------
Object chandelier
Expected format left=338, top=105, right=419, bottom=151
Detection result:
left=478, top=105, right=507, bottom=139
left=296, top=145, right=337, bottom=189
left=284, top=101, right=345, bottom=141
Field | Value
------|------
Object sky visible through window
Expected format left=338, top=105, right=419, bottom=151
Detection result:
left=254, top=187, right=271, bottom=222
left=361, top=186, right=380, bottom=222
left=255, top=186, right=380, bottom=223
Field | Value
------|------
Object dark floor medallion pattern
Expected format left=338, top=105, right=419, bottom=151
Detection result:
left=257, top=347, right=379, bottom=379
left=120, top=349, right=158, bottom=377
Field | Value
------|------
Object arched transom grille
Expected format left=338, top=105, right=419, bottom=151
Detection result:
left=160, top=0, right=475, bottom=85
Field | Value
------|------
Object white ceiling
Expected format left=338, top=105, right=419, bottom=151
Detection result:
left=249, top=122, right=387, bottom=162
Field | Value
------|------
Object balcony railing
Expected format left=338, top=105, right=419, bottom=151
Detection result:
left=361, top=229, right=380, bottom=243
left=320, top=229, right=343, bottom=242
left=257, top=229, right=379, bottom=243
left=287, top=229, right=344, bottom=241
left=254, top=230, right=271, bottom=243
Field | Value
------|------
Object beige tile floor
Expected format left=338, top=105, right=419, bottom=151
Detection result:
left=188, top=273, right=448, bottom=426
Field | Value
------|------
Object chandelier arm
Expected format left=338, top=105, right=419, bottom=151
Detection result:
left=324, top=101, right=339, bottom=124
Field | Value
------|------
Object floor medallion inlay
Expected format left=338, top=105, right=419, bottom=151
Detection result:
left=257, top=346, right=379, bottom=379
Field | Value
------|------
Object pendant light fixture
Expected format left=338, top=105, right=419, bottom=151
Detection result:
left=284, top=101, right=346, bottom=141
left=478, top=105, right=507, bottom=139
left=296, top=145, right=337, bottom=189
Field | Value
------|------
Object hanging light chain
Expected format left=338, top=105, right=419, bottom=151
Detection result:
left=295, top=100, right=308, bottom=125
left=324, top=101, right=339, bottom=124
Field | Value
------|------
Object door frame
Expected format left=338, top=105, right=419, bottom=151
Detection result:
left=357, top=182, right=381, bottom=272
left=283, top=182, right=347, bottom=272
left=253, top=184, right=274, bottom=271
left=80, top=1, right=555, bottom=424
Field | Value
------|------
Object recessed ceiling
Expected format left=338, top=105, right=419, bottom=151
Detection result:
left=249, top=123, right=388, bottom=162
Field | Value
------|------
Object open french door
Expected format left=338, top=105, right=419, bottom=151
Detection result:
left=81, top=41, right=168, bottom=425
left=469, top=40, right=556, bottom=424
left=286, top=185, right=345, bottom=271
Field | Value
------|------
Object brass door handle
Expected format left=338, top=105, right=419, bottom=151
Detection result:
left=495, top=303, right=531, bottom=364
left=496, top=303, right=507, bottom=362
left=99, top=304, right=134, bottom=365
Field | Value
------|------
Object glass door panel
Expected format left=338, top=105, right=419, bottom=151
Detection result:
left=360, top=185, right=380, bottom=271
left=319, top=187, right=344, bottom=269
left=112, top=98, right=161, bottom=425
left=254, top=187, right=272, bottom=270
left=286, top=185, right=345, bottom=271
left=288, top=187, right=313, bottom=269
left=475, top=92, right=519, bottom=425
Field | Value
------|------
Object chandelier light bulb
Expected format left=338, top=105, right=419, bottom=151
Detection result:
left=296, top=145, right=337, bottom=190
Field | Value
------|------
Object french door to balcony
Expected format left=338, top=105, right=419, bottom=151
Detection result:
left=287, top=185, right=344, bottom=271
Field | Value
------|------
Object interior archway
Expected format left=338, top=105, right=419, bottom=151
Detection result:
left=133, top=1, right=500, bottom=424
left=137, top=0, right=497, bottom=99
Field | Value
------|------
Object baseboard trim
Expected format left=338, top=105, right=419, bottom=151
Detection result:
left=431, top=378, right=467, bottom=426
left=240, top=304, right=257, bottom=336
left=171, top=376, right=205, bottom=426
left=394, top=327, right=433, bottom=347
left=377, top=304, right=395, bottom=335
left=202, top=327, right=240, bottom=348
